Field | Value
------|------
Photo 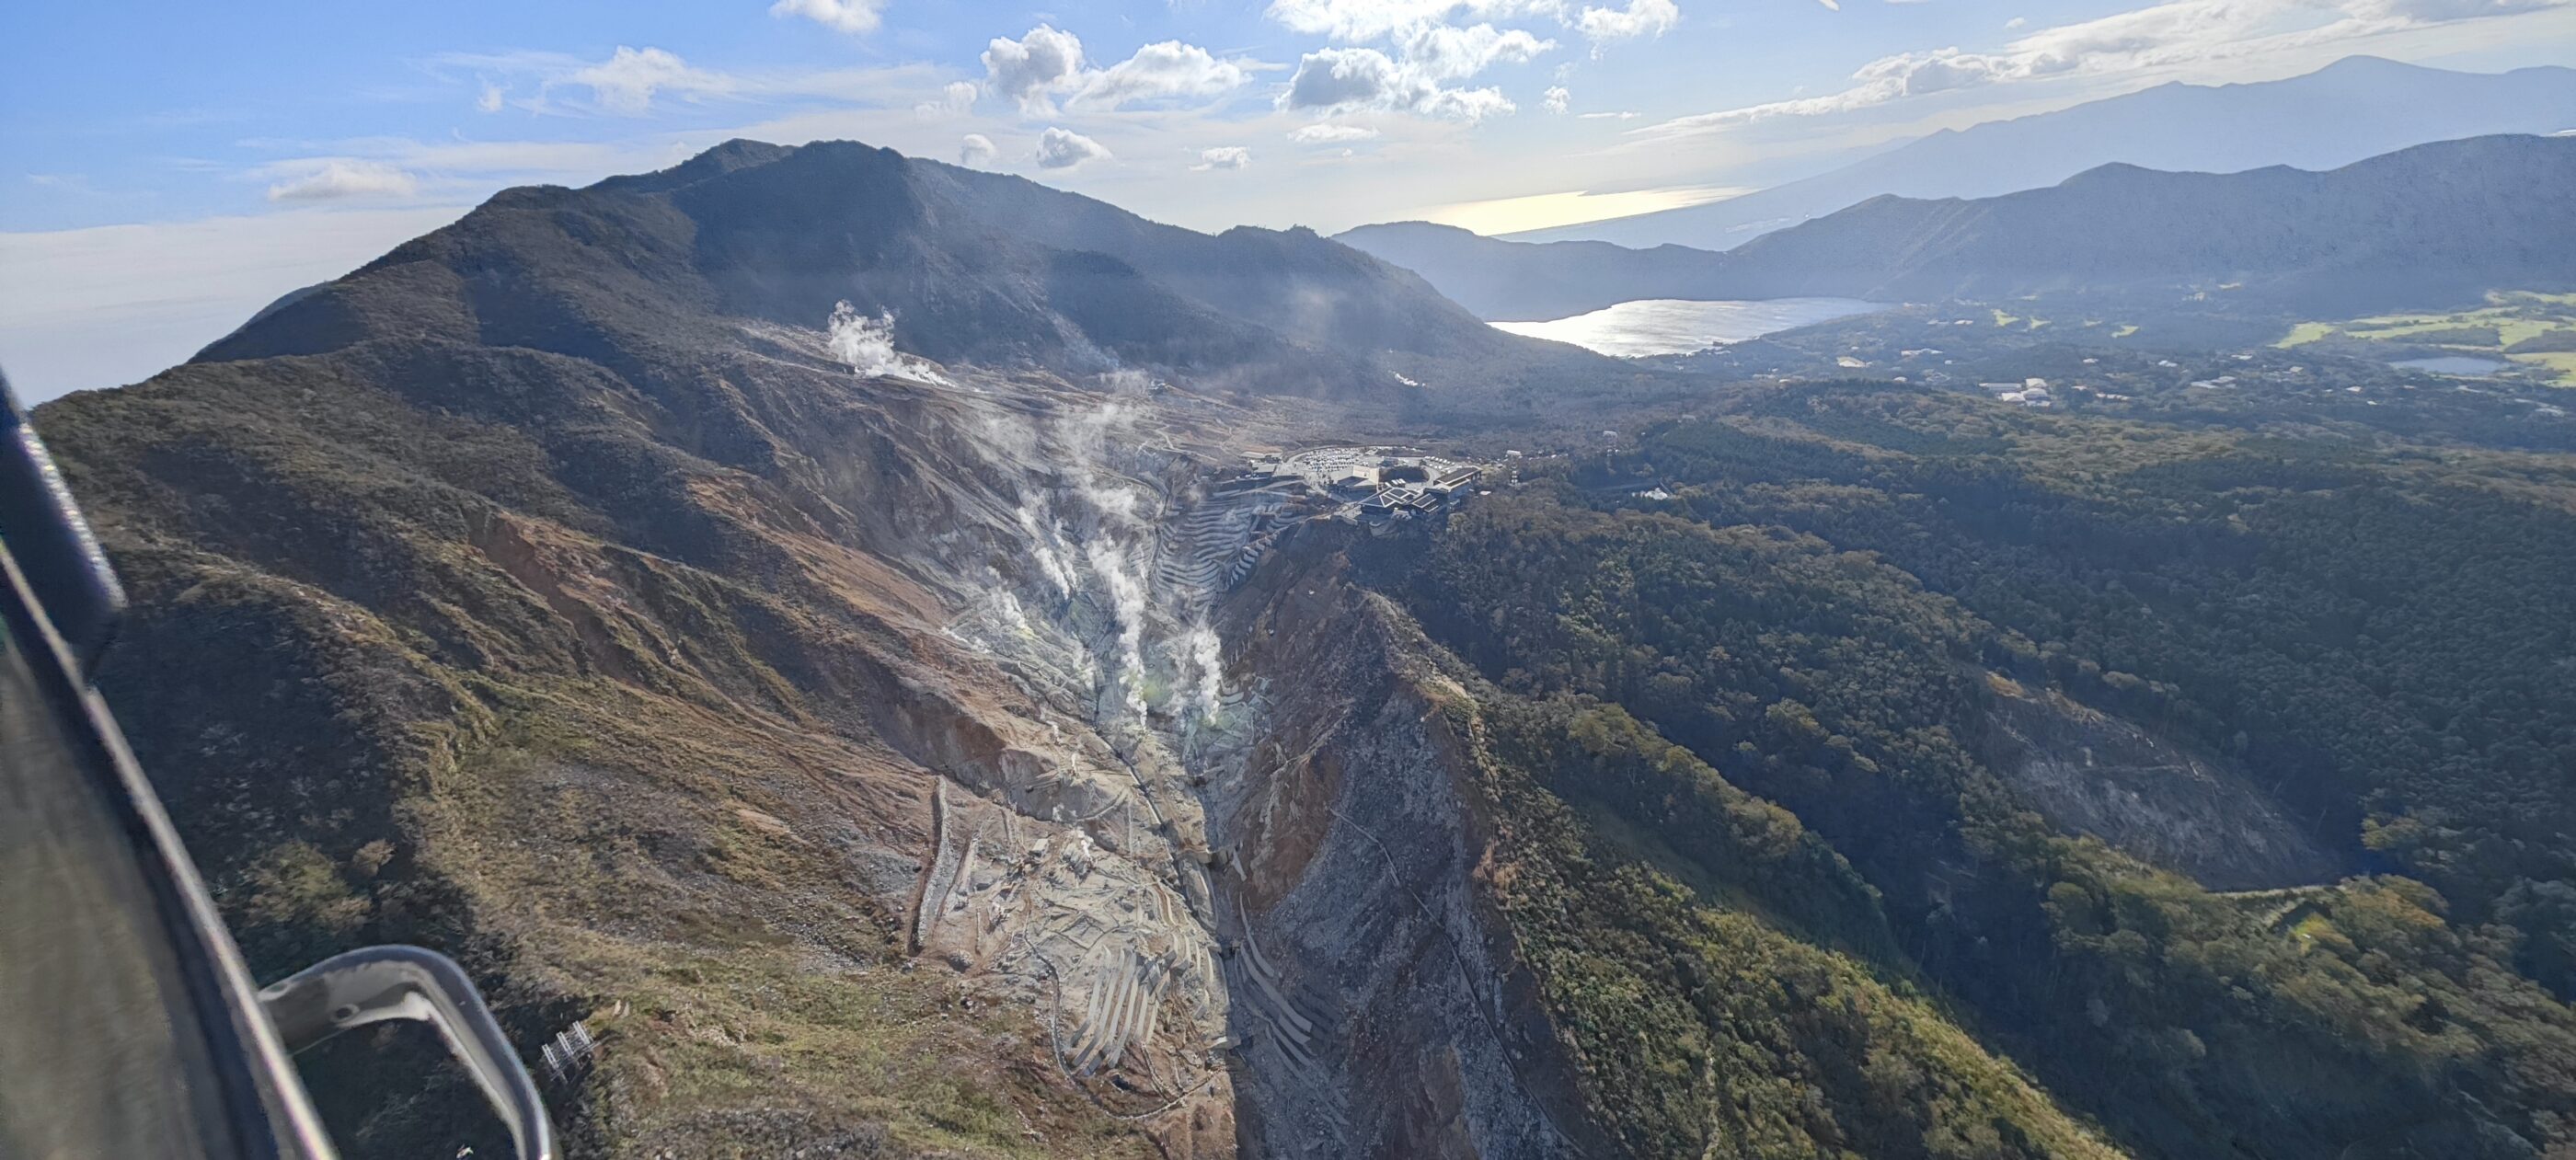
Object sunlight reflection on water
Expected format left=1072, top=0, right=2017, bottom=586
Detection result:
left=1493, top=297, right=1885, bottom=357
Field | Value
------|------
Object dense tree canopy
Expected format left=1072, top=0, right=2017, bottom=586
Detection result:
left=1358, top=380, right=2576, bottom=1158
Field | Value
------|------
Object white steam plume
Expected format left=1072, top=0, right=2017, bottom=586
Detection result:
left=1082, top=482, right=1144, bottom=527
left=825, top=301, right=951, bottom=385
left=1085, top=540, right=1151, bottom=721
left=826, top=301, right=903, bottom=376
left=1184, top=621, right=1223, bottom=722
left=1017, top=501, right=1077, bottom=597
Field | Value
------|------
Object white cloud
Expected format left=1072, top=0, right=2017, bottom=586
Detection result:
left=915, top=79, right=978, bottom=116
left=234, top=137, right=648, bottom=215
left=1290, top=121, right=1383, bottom=143
left=477, top=84, right=506, bottom=113
left=1075, top=40, right=1251, bottom=108
left=1282, top=47, right=1515, bottom=120
left=569, top=46, right=735, bottom=115
left=1633, top=82, right=1893, bottom=132
left=264, top=159, right=420, bottom=202
left=339, top=137, right=637, bottom=178
left=984, top=25, right=1251, bottom=115
left=960, top=132, right=998, bottom=167
left=2006, top=16, right=2028, bottom=28
left=768, top=0, right=888, bottom=35
left=1816, top=0, right=1842, bottom=9
left=1575, top=0, right=1680, bottom=42
left=983, top=25, right=1088, bottom=114
left=431, top=48, right=948, bottom=116
left=1638, top=0, right=2574, bottom=138
left=1266, top=0, right=1568, bottom=40
left=1286, top=48, right=1395, bottom=107
left=1398, top=22, right=1556, bottom=80
left=1543, top=84, right=1570, bottom=112
left=1852, top=49, right=2018, bottom=97
left=1035, top=126, right=1113, bottom=168
left=1261, top=0, right=1634, bottom=123
left=2357, top=0, right=2561, bottom=17
left=1192, top=145, right=1252, bottom=169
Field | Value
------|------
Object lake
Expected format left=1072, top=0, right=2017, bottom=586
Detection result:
left=2390, top=355, right=2508, bottom=376
left=1492, top=297, right=1885, bottom=358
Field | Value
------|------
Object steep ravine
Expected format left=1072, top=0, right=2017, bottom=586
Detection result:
left=894, top=371, right=1596, bottom=1155
left=1193, top=547, right=1597, bottom=1158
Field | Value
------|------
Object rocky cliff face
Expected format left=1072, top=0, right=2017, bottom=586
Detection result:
left=1980, top=675, right=2344, bottom=890
left=1195, top=547, right=1595, bottom=1158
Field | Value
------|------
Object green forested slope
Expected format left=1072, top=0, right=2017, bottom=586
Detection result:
left=1359, top=382, right=2576, bottom=1158
left=1362, top=614, right=2125, bottom=1159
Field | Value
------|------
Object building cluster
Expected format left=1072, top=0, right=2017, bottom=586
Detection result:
left=1980, top=377, right=2056, bottom=408
left=1239, top=448, right=1487, bottom=531
left=1340, top=461, right=1480, bottom=522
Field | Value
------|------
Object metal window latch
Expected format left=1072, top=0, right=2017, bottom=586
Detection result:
left=257, top=946, right=558, bottom=1160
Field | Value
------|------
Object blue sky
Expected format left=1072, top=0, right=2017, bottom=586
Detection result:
left=4, top=0, right=2572, bottom=399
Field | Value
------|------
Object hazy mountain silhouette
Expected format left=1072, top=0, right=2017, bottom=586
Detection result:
left=1342, top=134, right=2576, bottom=319
left=1506, top=56, right=2576, bottom=250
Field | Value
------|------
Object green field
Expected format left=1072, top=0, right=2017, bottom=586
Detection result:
left=2277, top=292, right=2576, bottom=384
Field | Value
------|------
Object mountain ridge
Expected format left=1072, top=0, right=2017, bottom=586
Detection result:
left=1340, top=133, right=2576, bottom=321
left=1501, top=55, right=2576, bottom=249
left=198, top=137, right=1624, bottom=409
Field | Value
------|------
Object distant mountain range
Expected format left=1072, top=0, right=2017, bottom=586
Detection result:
left=204, top=139, right=1610, bottom=401
left=1501, top=56, right=2576, bottom=251
left=1333, top=224, right=1731, bottom=321
left=1342, top=134, right=2576, bottom=321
